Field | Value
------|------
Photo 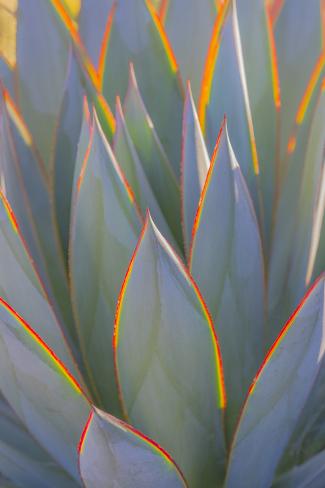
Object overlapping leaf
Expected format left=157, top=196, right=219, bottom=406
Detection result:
left=268, top=76, right=324, bottom=343
left=70, top=112, right=141, bottom=414
left=123, top=67, right=182, bottom=249
left=0, top=299, right=90, bottom=481
left=98, top=0, right=184, bottom=175
left=79, top=408, right=186, bottom=488
left=162, top=0, right=217, bottom=100
left=274, top=449, right=325, bottom=488
left=199, top=0, right=262, bottom=227
left=0, top=90, right=75, bottom=345
left=114, top=96, right=178, bottom=250
left=190, top=122, right=265, bottom=440
left=181, top=83, right=210, bottom=256
left=115, top=213, right=226, bottom=487
left=225, top=275, right=325, bottom=487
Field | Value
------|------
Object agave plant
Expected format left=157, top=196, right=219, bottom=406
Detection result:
left=0, top=0, right=324, bottom=486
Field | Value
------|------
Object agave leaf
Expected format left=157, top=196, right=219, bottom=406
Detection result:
left=123, top=66, right=183, bottom=250
left=115, top=213, right=226, bottom=487
left=0, top=394, right=77, bottom=488
left=199, top=0, right=262, bottom=228
left=0, top=1, right=16, bottom=71
left=0, top=192, right=81, bottom=382
left=181, top=83, right=210, bottom=257
left=268, top=76, right=324, bottom=344
left=79, top=408, right=186, bottom=488
left=0, top=60, right=14, bottom=97
left=0, top=299, right=91, bottom=481
left=161, top=0, right=217, bottom=101
left=225, top=275, right=325, bottom=488
left=78, top=0, right=115, bottom=67
left=70, top=112, right=141, bottom=415
left=0, top=90, right=76, bottom=345
left=98, top=0, right=184, bottom=176
left=190, top=121, right=265, bottom=440
left=15, top=0, right=70, bottom=168
left=275, top=0, right=323, bottom=159
left=113, top=97, right=179, bottom=251
left=236, top=0, right=278, bottom=245
left=52, top=47, right=83, bottom=262
left=274, top=449, right=325, bottom=488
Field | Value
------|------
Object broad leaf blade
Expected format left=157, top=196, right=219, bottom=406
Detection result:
left=123, top=67, right=183, bottom=250
left=115, top=213, right=226, bottom=487
left=79, top=408, right=186, bottom=488
left=0, top=300, right=91, bottom=481
left=181, top=83, right=210, bottom=257
left=190, top=121, right=265, bottom=440
left=225, top=276, right=325, bottom=488
left=274, top=449, right=325, bottom=488
left=70, top=112, right=141, bottom=415
left=99, top=0, right=184, bottom=176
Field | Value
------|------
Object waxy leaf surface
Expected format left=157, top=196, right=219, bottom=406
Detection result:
left=115, top=214, right=226, bottom=488
left=190, top=123, right=265, bottom=440
left=70, top=113, right=141, bottom=414
left=79, top=408, right=186, bottom=488
left=225, top=276, right=325, bottom=488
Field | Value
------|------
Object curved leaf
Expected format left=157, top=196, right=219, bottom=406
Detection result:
left=70, top=112, right=141, bottom=414
left=274, top=449, right=325, bottom=488
left=0, top=299, right=91, bottom=481
left=123, top=66, right=182, bottom=249
left=99, top=0, right=184, bottom=175
left=0, top=90, right=76, bottom=345
left=114, top=213, right=226, bottom=487
left=79, top=408, right=186, bottom=488
left=190, top=121, right=265, bottom=440
left=181, top=83, right=210, bottom=257
left=199, top=0, right=262, bottom=227
left=225, top=275, right=325, bottom=488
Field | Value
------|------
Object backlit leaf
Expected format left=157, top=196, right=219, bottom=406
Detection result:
left=115, top=213, right=226, bottom=487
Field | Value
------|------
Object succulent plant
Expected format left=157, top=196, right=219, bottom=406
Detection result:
left=0, top=0, right=324, bottom=486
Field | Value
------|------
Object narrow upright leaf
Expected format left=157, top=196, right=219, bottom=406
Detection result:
left=123, top=66, right=183, bottom=249
left=181, top=83, right=210, bottom=256
left=70, top=112, right=141, bottom=415
left=115, top=213, right=226, bottom=487
left=0, top=299, right=91, bottom=481
left=199, top=0, right=262, bottom=226
left=161, top=0, right=217, bottom=100
left=225, top=276, right=325, bottom=488
left=98, top=0, right=184, bottom=175
left=190, top=121, right=265, bottom=440
left=79, top=408, right=186, bottom=488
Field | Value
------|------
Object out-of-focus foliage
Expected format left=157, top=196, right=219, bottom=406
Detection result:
left=0, top=0, right=324, bottom=486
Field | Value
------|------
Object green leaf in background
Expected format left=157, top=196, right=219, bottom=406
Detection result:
left=274, top=449, right=325, bottom=488
left=115, top=213, right=226, bottom=488
left=199, top=0, right=262, bottom=230
left=161, top=0, right=217, bottom=101
left=236, top=0, right=279, bottom=245
left=113, top=96, right=179, bottom=251
left=79, top=407, right=186, bottom=488
left=0, top=394, right=77, bottom=488
left=190, top=121, right=265, bottom=441
left=225, top=275, right=325, bottom=488
left=0, top=299, right=91, bottom=482
left=181, top=83, right=210, bottom=257
left=123, top=65, right=183, bottom=250
left=0, top=191, right=81, bottom=382
left=98, top=0, right=184, bottom=176
left=0, top=89, right=76, bottom=346
left=70, top=112, right=141, bottom=415
left=15, top=0, right=70, bottom=168
left=52, top=47, right=83, bottom=262
left=275, top=0, right=323, bottom=160
left=268, top=73, right=324, bottom=344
